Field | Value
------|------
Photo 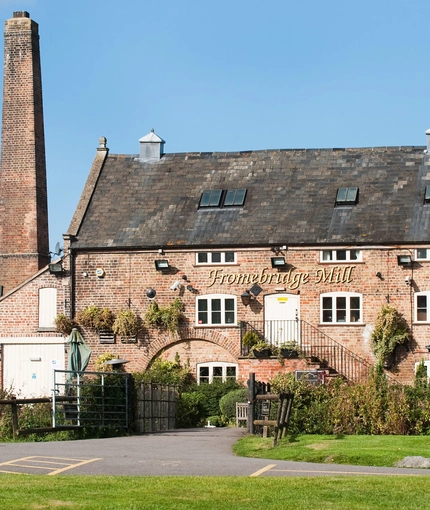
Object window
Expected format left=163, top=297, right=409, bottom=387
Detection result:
left=415, top=292, right=430, bottom=322
left=321, top=292, right=362, bottom=324
left=321, top=250, right=362, bottom=262
left=425, top=186, right=430, bottom=204
left=199, top=189, right=247, bottom=208
left=416, top=248, right=430, bottom=261
left=196, top=294, right=236, bottom=326
left=335, top=187, right=359, bottom=206
left=196, top=252, right=236, bottom=264
left=197, top=362, right=238, bottom=384
left=199, top=189, right=223, bottom=207
left=38, top=287, right=57, bottom=329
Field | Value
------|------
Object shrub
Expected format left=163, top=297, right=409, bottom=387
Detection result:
left=175, top=392, right=205, bottom=428
left=371, top=305, right=410, bottom=365
left=133, top=356, right=194, bottom=391
left=219, top=389, right=248, bottom=420
left=190, top=380, right=243, bottom=418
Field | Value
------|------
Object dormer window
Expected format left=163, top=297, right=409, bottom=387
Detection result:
left=335, top=187, right=359, bottom=206
left=199, top=189, right=247, bottom=209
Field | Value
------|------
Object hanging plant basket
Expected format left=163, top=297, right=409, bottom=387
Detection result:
left=113, top=308, right=141, bottom=340
left=77, top=306, right=115, bottom=331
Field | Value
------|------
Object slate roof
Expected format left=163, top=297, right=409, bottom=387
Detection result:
left=69, top=144, right=430, bottom=250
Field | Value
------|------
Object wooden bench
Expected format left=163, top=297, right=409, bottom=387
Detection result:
left=236, top=402, right=248, bottom=427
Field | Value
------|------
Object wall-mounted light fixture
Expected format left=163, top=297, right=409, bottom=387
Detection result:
left=271, top=256, right=286, bottom=269
left=49, top=261, right=63, bottom=274
left=241, top=290, right=252, bottom=306
left=155, top=259, right=169, bottom=270
left=426, top=345, right=430, bottom=353
left=397, top=255, right=412, bottom=266
left=158, top=248, right=164, bottom=255
left=376, top=272, right=382, bottom=279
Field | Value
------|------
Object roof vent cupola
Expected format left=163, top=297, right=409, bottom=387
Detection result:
left=426, top=128, right=430, bottom=153
left=139, top=129, right=165, bottom=163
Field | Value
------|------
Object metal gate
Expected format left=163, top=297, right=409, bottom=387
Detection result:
left=52, top=370, right=131, bottom=430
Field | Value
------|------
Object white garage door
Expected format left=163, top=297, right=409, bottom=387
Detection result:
left=3, top=341, right=65, bottom=398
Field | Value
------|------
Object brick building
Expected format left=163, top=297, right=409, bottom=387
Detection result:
left=1, top=12, right=430, bottom=396
left=60, top=132, right=430, bottom=386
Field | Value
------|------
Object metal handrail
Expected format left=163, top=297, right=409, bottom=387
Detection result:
left=240, top=319, right=374, bottom=383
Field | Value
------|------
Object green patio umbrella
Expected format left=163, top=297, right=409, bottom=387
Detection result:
left=66, top=328, right=92, bottom=382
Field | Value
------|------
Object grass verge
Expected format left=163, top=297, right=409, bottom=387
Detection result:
left=1, top=475, right=430, bottom=509
left=233, top=434, right=430, bottom=467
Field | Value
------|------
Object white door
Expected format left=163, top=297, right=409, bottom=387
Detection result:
left=264, top=293, right=300, bottom=345
left=3, top=343, right=65, bottom=397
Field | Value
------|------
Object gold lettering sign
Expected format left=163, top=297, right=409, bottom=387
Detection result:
left=208, top=266, right=355, bottom=289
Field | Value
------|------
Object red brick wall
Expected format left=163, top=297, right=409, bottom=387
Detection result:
left=71, top=246, right=430, bottom=384
left=0, top=12, right=49, bottom=294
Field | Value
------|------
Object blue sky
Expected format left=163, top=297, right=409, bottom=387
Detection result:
left=0, top=0, right=429, bottom=251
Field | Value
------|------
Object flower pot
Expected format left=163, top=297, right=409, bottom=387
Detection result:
left=253, top=348, right=271, bottom=358
left=280, top=349, right=298, bottom=358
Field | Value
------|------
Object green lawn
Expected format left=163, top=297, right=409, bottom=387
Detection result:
left=233, top=433, right=430, bottom=467
left=0, top=475, right=430, bottom=509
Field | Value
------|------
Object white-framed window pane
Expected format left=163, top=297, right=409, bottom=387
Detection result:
left=225, top=298, right=235, bottom=324
left=322, top=250, right=333, bottom=261
left=350, top=296, right=361, bottom=322
left=417, top=249, right=429, bottom=260
left=199, top=366, right=210, bottom=383
left=197, top=253, right=208, bottom=264
left=417, top=294, right=428, bottom=322
left=198, top=299, right=208, bottom=324
left=225, top=252, right=235, bottom=263
left=322, top=296, right=333, bottom=322
left=211, top=252, right=221, bottom=263
left=211, top=299, right=222, bottom=324
left=336, top=296, right=347, bottom=322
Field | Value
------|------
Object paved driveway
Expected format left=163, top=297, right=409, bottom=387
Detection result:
left=1, top=428, right=430, bottom=477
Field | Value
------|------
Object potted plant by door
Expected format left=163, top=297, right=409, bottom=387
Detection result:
left=241, top=331, right=261, bottom=356
left=250, top=340, right=273, bottom=358
left=278, top=340, right=301, bottom=358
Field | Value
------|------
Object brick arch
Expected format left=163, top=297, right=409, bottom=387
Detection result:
left=138, top=327, right=240, bottom=370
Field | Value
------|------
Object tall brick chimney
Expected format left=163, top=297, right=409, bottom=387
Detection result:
left=0, top=11, right=49, bottom=294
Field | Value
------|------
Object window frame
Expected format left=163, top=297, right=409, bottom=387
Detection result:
left=320, top=292, right=362, bottom=324
left=415, top=291, right=430, bottom=322
left=195, top=252, right=236, bottom=265
left=335, top=187, right=359, bottom=206
left=320, top=249, right=362, bottom=263
left=196, top=294, right=237, bottom=326
left=197, top=362, right=238, bottom=384
left=198, top=188, right=247, bottom=209
left=416, top=248, right=430, bottom=261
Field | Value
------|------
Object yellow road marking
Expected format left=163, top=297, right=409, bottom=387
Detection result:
left=250, top=464, right=277, bottom=477
left=0, top=456, right=102, bottom=476
left=48, top=458, right=102, bottom=475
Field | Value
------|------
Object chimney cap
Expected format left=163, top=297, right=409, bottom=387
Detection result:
left=13, top=11, right=30, bottom=18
